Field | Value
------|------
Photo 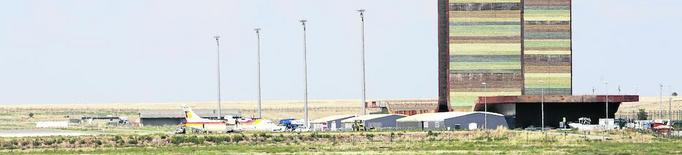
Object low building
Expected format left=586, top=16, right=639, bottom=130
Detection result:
left=310, top=115, right=355, bottom=131
left=396, top=112, right=507, bottom=130
left=139, top=109, right=240, bottom=126
left=474, top=95, right=639, bottom=128
left=341, top=114, right=406, bottom=130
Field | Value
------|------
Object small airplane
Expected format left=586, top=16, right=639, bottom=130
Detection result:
left=177, top=105, right=234, bottom=134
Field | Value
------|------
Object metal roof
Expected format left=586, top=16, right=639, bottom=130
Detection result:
left=397, top=112, right=504, bottom=122
left=341, top=114, right=405, bottom=123
left=139, top=109, right=241, bottom=118
left=311, top=115, right=355, bottom=123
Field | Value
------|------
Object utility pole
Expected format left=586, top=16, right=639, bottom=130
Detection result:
left=214, top=35, right=223, bottom=119
left=482, top=82, right=487, bottom=130
left=358, top=9, right=368, bottom=115
left=255, top=28, right=263, bottom=119
left=300, top=20, right=309, bottom=128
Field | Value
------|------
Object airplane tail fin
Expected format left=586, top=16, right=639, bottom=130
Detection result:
left=181, top=104, right=205, bottom=122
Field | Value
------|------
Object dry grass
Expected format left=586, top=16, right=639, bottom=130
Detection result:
left=618, top=96, right=682, bottom=112
left=0, top=99, right=377, bottom=129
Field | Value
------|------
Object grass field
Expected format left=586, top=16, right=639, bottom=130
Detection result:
left=1, top=130, right=680, bottom=154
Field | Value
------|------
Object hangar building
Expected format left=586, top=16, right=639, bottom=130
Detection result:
left=310, top=115, right=355, bottom=131
left=341, top=114, right=406, bottom=130
left=397, top=112, right=507, bottom=130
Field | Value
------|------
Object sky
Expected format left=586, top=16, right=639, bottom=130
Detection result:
left=0, top=0, right=680, bottom=104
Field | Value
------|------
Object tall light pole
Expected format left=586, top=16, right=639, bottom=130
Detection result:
left=482, top=82, right=487, bottom=130
left=541, top=80, right=545, bottom=131
left=300, top=19, right=309, bottom=128
left=358, top=9, right=368, bottom=115
left=214, top=35, right=223, bottom=119
left=604, top=81, right=609, bottom=119
left=255, top=28, right=263, bottom=119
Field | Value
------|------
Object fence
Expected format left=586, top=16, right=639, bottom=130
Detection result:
left=616, top=110, right=682, bottom=121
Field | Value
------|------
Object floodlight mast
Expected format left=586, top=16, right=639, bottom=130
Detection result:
left=255, top=28, right=262, bottom=119
left=214, top=35, right=223, bottom=119
left=358, top=9, right=367, bottom=115
left=300, top=19, right=309, bottom=128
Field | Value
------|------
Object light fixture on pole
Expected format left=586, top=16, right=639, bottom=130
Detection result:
left=254, top=28, right=263, bottom=119
left=300, top=19, right=309, bottom=128
left=482, top=82, right=487, bottom=130
left=214, top=35, right=223, bottom=119
left=357, top=9, right=367, bottom=115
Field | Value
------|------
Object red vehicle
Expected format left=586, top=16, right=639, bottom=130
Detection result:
left=652, top=120, right=674, bottom=135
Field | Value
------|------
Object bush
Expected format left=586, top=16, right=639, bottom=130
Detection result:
left=170, top=136, right=186, bottom=145
left=427, top=131, right=439, bottom=137
left=232, top=134, right=244, bottom=143
left=32, top=141, right=41, bottom=147
left=94, top=140, right=103, bottom=146
left=127, top=139, right=138, bottom=145
left=365, top=133, right=375, bottom=140
left=68, top=139, right=77, bottom=145
left=259, top=132, right=271, bottom=138
left=273, top=134, right=285, bottom=142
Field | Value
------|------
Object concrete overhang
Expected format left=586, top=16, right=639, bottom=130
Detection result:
left=473, top=95, right=639, bottom=111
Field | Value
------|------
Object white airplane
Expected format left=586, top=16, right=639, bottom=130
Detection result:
left=235, top=118, right=286, bottom=132
left=178, top=105, right=232, bottom=133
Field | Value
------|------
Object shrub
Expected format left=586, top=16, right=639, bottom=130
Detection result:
left=273, top=134, right=285, bottom=142
left=365, top=133, right=375, bottom=140
left=94, top=140, right=103, bottom=146
left=68, top=139, right=77, bottom=145
left=259, top=132, right=271, bottom=138
left=32, top=141, right=41, bottom=147
left=232, top=134, right=244, bottom=143
left=185, top=135, right=203, bottom=144
left=427, top=131, right=439, bottom=137
left=128, top=139, right=138, bottom=145
left=170, top=136, right=186, bottom=145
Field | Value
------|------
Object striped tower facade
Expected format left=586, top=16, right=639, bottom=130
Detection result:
left=522, top=0, right=572, bottom=95
left=438, top=0, right=572, bottom=112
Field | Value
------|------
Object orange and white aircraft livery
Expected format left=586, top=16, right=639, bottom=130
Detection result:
left=181, top=105, right=229, bottom=133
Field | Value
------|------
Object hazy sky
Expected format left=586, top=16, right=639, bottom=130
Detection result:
left=1, top=0, right=680, bottom=104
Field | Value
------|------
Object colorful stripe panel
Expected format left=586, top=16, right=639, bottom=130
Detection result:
left=448, top=0, right=524, bottom=111
left=523, top=0, right=572, bottom=95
